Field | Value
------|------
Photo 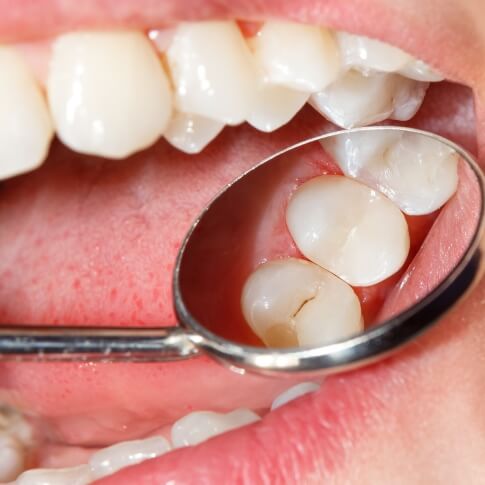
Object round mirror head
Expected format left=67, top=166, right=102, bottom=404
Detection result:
left=174, top=127, right=485, bottom=377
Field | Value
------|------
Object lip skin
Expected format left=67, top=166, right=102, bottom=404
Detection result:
left=1, top=0, right=485, bottom=483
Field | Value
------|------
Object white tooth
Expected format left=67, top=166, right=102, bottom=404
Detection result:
left=0, top=47, right=53, bottom=180
left=166, top=21, right=257, bottom=125
left=390, top=76, right=429, bottom=121
left=399, top=59, right=444, bottom=82
left=251, top=21, right=340, bottom=93
left=16, top=465, right=91, bottom=485
left=0, top=433, right=25, bottom=481
left=89, top=436, right=171, bottom=479
left=337, top=32, right=413, bottom=73
left=171, top=409, right=260, bottom=448
left=286, top=176, right=409, bottom=286
left=271, top=382, right=321, bottom=410
left=47, top=31, right=172, bottom=159
left=247, top=82, right=309, bottom=132
left=164, top=112, right=224, bottom=154
left=323, top=131, right=459, bottom=216
left=241, top=258, right=363, bottom=347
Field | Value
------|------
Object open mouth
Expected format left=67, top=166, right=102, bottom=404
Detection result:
left=0, top=1, right=484, bottom=484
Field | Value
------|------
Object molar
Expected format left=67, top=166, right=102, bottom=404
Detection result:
left=47, top=30, right=172, bottom=159
left=251, top=21, right=340, bottom=93
left=286, top=176, right=410, bottom=286
left=166, top=21, right=257, bottom=125
left=241, top=258, right=363, bottom=347
left=0, top=47, right=53, bottom=180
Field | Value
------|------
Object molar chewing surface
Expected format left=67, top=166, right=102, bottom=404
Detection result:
left=1, top=20, right=444, bottom=180
left=10, top=384, right=316, bottom=484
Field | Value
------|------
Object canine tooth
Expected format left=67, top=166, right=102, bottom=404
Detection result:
left=337, top=32, right=412, bottom=73
left=323, top=131, right=458, bottom=215
left=164, top=112, right=224, bottom=153
left=271, top=382, right=321, bottom=410
left=286, top=176, right=409, bottom=286
left=390, top=77, right=429, bottom=121
left=171, top=409, right=260, bottom=448
left=16, top=465, right=91, bottom=485
left=89, top=436, right=171, bottom=479
left=0, top=434, right=25, bottom=481
left=241, top=258, right=363, bottom=347
left=0, top=48, right=53, bottom=180
left=399, top=59, right=444, bottom=82
left=47, top=31, right=172, bottom=159
left=247, top=82, right=308, bottom=132
left=251, top=21, right=340, bottom=93
left=166, top=21, right=257, bottom=125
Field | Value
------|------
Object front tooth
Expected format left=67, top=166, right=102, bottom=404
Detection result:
left=271, top=382, right=321, bottom=410
left=323, top=131, right=459, bottom=215
left=0, top=433, right=25, bottom=481
left=390, top=76, right=429, bottom=121
left=0, top=47, right=53, bottom=180
left=399, top=59, right=444, bottom=82
left=247, top=82, right=309, bottom=132
left=171, top=409, right=260, bottom=448
left=89, top=436, right=171, bottom=479
left=337, top=32, right=413, bottom=73
left=47, top=31, right=172, bottom=159
left=16, top=465, right=91, bottom=485
left=286, top=176, right=409, bottom=286
left=241, top=258, right=363, bottom=347
left=164, top=112, right=224, bottom=154
left=251, top=21, right=340, bottom=93
left=166, top=21, right=257, bottom=125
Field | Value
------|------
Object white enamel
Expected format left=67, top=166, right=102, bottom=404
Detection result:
left=271, top=382, right=321, bottom=410
left=247, top=82, right=309, bottom=132
left=286, top=176, right=409, bottom=286
left=47, top=31, right=172, bottom=159
left=166, top=21, right=257, bottom=125
left=323, top=131, right=459, bottom=215
left=16, top=465, right=92, bottom=485
left=148, top=28, right=176, bottom=52
left=0, top=434, right=25, bottom=482
left=89, top=436, right=171, bottom=479
left=311, top=70, right=428, bottom=129
left=164, top=112, right=224, bottom=153
left=0, top=47, right=53, bottom=180
left=399, top=59, right=444, bottom=82
left=337, top=32, right=412, bottom=73
left=241, top=258, right=363, bottom=347
left=171, top=409, right=260, bottom=448
left=251, top=21, right=340, bottom=93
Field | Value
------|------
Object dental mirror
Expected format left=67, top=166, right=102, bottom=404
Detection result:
left=1, top=126, right=484, bottom=378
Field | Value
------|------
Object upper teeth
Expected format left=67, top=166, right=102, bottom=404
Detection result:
left=1, top=20, right=443, bottom=180
left=322, top=130, right=459, bottom=215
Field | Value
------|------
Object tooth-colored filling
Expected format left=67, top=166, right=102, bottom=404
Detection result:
left=0, top=20, right=443, bottom=180
left=241, top=258, right=363, bottom=347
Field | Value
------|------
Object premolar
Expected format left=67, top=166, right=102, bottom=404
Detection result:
left=166, top=21, right=257, bottom=125
left=286, top=176, right=410, bottom=286
left=241, top=258, right=363, bottom=347
left=251, top=21, right=340, bottom=93
left=323, top=131, right=459, bottom=215
left=47, top=31, right=172, bottom=159
left=0, top=47, right=53, bottom=180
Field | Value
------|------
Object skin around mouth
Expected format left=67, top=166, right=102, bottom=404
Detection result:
left=1, top=0, right=485, bottom=483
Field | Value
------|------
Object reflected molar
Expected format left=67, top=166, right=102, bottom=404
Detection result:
left=89, top=436, right=171, bottom=479
left=271, top=382, right=321, bottom=410
left=164, top=111, right=224, bottom=154
left=250, top=21, right=340, bottom=93
left=286, top=176, right=409, bottom=286
left=323, top=131, right=459, bottom=215
left=0, top=47, right=53, bottom=180
left=241, top=258, right=363, bottom=347
left=171, top=409, right=260, bottom=447
left=47, top=31, right=172, bottom=159
left=166, top=21, right=257, bottom=125
left=310, top=70, right=428, bottom=129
